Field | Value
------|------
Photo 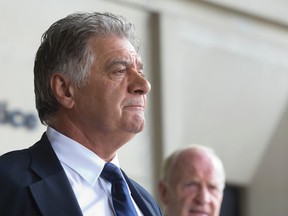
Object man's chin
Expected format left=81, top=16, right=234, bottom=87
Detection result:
left=124, top=115, right=145, bottom=133
left=130, top=122, right=145, bottom=134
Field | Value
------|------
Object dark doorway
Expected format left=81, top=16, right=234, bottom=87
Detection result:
left=220, top=184, right=242, bottom=216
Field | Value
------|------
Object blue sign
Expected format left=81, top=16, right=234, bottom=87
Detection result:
left=0, top=101, right=38, bottom=130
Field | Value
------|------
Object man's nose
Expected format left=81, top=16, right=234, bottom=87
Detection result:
left=128, top=71, right=151, bottom=95
left=195, top=186, right=211, bottom=204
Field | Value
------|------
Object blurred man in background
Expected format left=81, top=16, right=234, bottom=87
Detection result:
left=158, top=145, right=225, bottom=216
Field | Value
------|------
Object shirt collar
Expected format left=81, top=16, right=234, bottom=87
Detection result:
left=46, top=126, right=120, bottom=187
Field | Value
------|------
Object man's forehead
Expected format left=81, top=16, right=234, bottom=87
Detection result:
left=94, top=43, right=141, bottom=64
left=174, top=151, right=221, bottom=175
left=90, top=36, right=138, bottom=54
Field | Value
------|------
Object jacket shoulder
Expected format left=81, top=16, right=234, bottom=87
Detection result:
left=0, top=148, right=30, bottom=173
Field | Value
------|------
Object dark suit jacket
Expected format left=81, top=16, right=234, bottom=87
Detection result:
left=0, top=133, right=162, bottom=216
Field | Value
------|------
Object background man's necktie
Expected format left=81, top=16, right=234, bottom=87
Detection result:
left=101, top=162, right=138, bottom=216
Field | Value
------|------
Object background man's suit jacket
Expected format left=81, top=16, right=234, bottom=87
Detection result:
left=0, top=133, right=162, bottom=216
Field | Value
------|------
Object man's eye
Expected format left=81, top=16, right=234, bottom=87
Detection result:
left=114, top=69, right=126, bottom=74
left=184, top=181, right=198, bottom=188
left=138, top=66, right=145, bottom=77
left=138, top=70, right=145, bottom=77
left=208, top=184, right=219, bottom=192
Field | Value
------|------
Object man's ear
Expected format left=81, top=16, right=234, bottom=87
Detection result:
left=158, top=181, right=170, bottom=205
left=50, top=73, right=75, bottom=109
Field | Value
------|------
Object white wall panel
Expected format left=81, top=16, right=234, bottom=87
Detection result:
left=159, top=3, right=288, bottom=185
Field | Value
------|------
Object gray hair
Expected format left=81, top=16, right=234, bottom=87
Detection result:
left=34, top=12, right=139, bottom=125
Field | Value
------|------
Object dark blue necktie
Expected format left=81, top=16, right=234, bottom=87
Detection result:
left=101, top=162, right=138, bottom=216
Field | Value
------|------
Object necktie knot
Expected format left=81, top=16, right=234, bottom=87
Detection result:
left=101, top=162, right=138, bottom=216
left=101, top=162, right=123, bottom=183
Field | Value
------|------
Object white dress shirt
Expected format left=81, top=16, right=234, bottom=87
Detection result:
left=46, top=127, right=143, bottom=216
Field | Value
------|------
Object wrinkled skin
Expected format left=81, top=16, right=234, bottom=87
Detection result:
left=50, top=36, right=151, bottom=161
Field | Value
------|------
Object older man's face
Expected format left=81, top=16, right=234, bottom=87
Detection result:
left=160, top=150, right=224, bottom=216
left=72, top=36, right=151, bottom=142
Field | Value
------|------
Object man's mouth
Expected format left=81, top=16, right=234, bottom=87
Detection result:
left=189, top=209, right=210, bottom=216
left=124, top=103, right=144, bottom=109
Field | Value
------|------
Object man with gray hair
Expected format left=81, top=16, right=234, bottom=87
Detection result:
left=0, top=12, right=162, bottom=216
left=158, top=145, right=225, bottom=216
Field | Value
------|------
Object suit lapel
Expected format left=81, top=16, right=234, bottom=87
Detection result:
left=28, top=133, right=82, bottom=216
left=122, top=171, right=158, bottom=216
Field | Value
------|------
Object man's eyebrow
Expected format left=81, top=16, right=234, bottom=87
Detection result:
left=105, top=59, right=130, bottom=70
left=105, top=58, right=144, bottom=69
